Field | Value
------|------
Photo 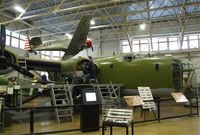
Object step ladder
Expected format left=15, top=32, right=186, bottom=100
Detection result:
left=51, top=84, right=73, bottom=123
left=18, top=58, right=28, bottom=79
left=96, top=83, right=121, bottom=119
left=97, top=83, right=120, bottom=100
left=17, top=58, right=28, bottom=107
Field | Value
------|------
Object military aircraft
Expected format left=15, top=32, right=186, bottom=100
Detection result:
left=0, top=15, right=92, bottom=79
left=0, top=16, right=193, bottom=97
left=28, top=15, right=93, bottom=59
left=16, top=53, right=191, bottom=97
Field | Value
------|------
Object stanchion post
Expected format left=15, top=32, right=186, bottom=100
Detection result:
left=157, top=98, right=160, bottom=123
left=30, top=108, right=34, bottom=135
left=131, top=122, right=134, bottom=135
left=197, top=96, right=199, bottom=117
left=189, top=97, right=193, bottom=115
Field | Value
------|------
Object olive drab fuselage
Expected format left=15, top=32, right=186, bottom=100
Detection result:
left=60, top=54, right=184, bottom=90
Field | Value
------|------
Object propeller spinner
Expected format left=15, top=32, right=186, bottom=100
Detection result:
left=85, top=38, right=94, bottom=51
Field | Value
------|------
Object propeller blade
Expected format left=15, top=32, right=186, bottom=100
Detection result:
left=8, top=62, right=34, bottom=78
left=0, top=25, right=6, bottom=56
left=0, top=57, right=34, bottom=78
left=0, top=25, right=34, bottom=78
left=91, top=46, right=94, bottom=52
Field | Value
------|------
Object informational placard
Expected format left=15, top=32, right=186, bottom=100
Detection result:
left=138, top=87, right=157, bottom=110
left=142, top=101, right=157, bottom=110
left=81, top=88, right=101, bottom=105
left=171, top=92, right=188, bottom=103
left=124, top=96, right=144, bottom=107
left=7, top=87, right=14, bottom=95
left=86, top=92, right=97, bottom=102
left=14, top=85, right=20, bottom=89
left=0, top=85, right=7, bottom=93
left=138, top=87, right=154, bottom=101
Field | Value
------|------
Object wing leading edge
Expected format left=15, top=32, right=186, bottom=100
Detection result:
left=20, top=58, right=61, bottom=72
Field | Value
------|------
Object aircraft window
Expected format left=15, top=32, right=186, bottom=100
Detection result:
left=110, top=64, right=113, bottom=68
left=155, top=64, right=160, bottom=71
left=124, top=56, right=135, bottom=62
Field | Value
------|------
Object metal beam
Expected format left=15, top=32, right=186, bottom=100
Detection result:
left=92, top=2, right=200, bottom=20
left=0, top=0, right=140, bottom=25
left=0, top=10, right=58, bottom=39
left=13, top=1, right=200, bottom=33
left=0, top=0, right=48, bottom=11
left=28, top=13, right=200, bottom=37
left=31, top=21, right=200, bottom=39
left=22, top=0, right=89, bottom=16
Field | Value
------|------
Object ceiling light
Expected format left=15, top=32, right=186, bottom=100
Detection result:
left=140, top=23, right=146, bottom=30
left=90, top=20, right=95, bottom=25
left=14, top=5, right=25, bottom=13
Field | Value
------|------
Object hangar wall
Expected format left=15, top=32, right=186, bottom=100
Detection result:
left=99, top=39, right=120, bottom=57
left=92, top=31, right=121, bottom=57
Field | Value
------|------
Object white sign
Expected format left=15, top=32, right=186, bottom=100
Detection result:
left=138, top=87, right=157, bottom=110
left=14, top=85, right=20, bottom=89
left=171, top=92, right=188, bottom=103
left=7, top=87, right=14, bottom=95
left=86, top=92, right=97, bottom=102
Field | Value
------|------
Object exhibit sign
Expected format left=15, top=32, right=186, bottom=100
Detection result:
left=124, top=96, right=144, bottom=107
left=171, top=92, right=188, bottom=102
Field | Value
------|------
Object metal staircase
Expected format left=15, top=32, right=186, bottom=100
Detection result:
left=97, top=83, right=120, bottom=99
left=96, top=83, right=122, bottom=119
left=18, top=58, right=27, bottom=78
left=51, top=84, right=73, bottom=123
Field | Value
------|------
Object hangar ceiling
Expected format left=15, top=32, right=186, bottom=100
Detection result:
left=0, top=0, right=200, bottom=41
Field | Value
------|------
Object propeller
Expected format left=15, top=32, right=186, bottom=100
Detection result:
left=91, top=46, right=94, bottom=52
left=0, top=57, right=34, bottom=78
left=0, top=25, right=5, bottom=57
left=0, top=25, right=35, bottom=78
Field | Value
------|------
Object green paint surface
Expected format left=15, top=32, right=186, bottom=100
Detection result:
left=95, top=55, right=175, bottom=89
left=0, top=76, right=8, bottom=85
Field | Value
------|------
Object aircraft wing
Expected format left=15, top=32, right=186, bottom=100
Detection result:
left=62, top=15, right=92, bottom=59
left=20, top=58, right=61, bottom=72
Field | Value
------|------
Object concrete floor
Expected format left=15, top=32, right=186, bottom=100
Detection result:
left=2, top=104, right=200, bottom=135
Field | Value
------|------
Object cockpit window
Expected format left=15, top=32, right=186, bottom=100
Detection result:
left=124, top=55, right=135, bottom=62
